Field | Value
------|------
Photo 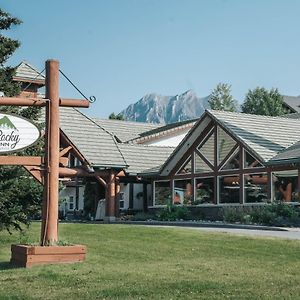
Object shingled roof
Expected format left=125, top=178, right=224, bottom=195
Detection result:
left=118, top=144, right=174, bottom=175
left=59, top=107, right=174, bottom=173
left=13, top=61, right=45, bottom=85
left=131, top=118, right=196, bottom=143
left=91, top=118, right=160, bottom=142
left=283, top=95, right=300, bottom=113
left=267, top=141, right=300, bottom=165
left=160, top=110, right=300, bottom=176
left=60, top=107, right=127, bottom=169
left=209, top=110, right=300, bottom=162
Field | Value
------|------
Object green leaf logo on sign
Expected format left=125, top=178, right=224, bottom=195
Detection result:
left=0, top=113, right=40, bottom=153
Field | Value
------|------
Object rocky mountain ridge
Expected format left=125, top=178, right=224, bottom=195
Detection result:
left=120, top=90, right=210, bottom=124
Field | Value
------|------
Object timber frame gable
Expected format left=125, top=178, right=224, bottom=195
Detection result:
left=154, top=110, right=300, bottom=206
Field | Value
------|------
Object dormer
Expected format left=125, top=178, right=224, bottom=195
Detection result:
left=12, top=61, right=45, bottom=98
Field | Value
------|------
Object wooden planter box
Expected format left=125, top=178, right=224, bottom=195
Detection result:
left=10, top=244, right=86, bottom=268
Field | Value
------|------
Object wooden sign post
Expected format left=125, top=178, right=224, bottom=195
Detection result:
left=0, top=59, right=90, bottom=267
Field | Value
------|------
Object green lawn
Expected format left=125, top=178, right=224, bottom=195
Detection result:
left=0, top=223, right=300, bottom=300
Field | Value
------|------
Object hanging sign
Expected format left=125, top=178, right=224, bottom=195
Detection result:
left=0, top=113, right=40, bottom=153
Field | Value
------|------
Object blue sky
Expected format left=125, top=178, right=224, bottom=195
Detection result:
left=3, top=0, right=300, bottom=118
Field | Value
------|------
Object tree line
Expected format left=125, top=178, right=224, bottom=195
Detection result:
left=209, top=83, right=287, bottom=116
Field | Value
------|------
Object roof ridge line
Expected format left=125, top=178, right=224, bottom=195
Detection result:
left=18, top=61, right=46, bottom=78
left=208, top=109, right=300, bottom=121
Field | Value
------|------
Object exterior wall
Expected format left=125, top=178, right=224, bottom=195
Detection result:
left=142, top=129, right=190, bottom=147
left=119, top=182, right=150, bottom=211
left=120, top=183, right=130, bottom=210
left=59, top=185, right=84, bottom=213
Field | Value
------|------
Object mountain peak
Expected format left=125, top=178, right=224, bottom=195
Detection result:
left=120, top=91, right=210, bottom=124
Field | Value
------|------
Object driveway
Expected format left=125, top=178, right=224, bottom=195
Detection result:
left=159, top=225, right=300, bottom=240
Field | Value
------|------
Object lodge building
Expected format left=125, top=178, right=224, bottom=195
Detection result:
left=10, top=62, right=300, bottom=220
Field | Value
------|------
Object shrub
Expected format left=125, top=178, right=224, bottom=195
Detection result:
left=250, top=202, right=300, bottom=226
left=132, top=212, right=157, bottom=221
left=157, top=202, right=190, bottom=221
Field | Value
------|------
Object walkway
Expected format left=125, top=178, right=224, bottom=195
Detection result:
left=154, top=225, right=300, bottom=240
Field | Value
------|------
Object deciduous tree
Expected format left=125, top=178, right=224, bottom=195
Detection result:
left=242, top=87, right=286, bottom=116
left=209, top=83, right=238, bottom=112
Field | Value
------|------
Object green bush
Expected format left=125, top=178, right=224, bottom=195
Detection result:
left=250, top=202, right=300, bottom=226
left=157, top=202, right=190, bottom=221
left=132, top=212, right=157, bottom=221
left=222, top=202, right=300, bottom=227
left=223, top=207, right=244, bottom=223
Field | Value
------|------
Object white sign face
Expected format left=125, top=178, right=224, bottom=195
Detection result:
left=0, top=113, right=40, bottom=153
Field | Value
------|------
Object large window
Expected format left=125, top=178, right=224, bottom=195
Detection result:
left=176, top=156, right=192, bottom=175
left=69, top=196, right=74, bottom=210
left=219, top=175, right=240, bottom=204
left=154, top=181, right=171, bottom=205
left=198, top=132, right=214, bottom=164
left=220, top=149, right=240, bottom=170
left=174, top=179, right=192, bottom=205
left=195, top=177, right=214, bottom=205
left=244, top=150, right=263, bottom=168
left=194, top=152, right=212, bottom=173
left=272, top=170, right=299, bottom=202
left=244, top=173, right=268, bottom=203
left=218, top=127, right=237, bottom=164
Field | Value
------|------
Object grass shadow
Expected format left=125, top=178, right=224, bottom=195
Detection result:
left=0, top=261, right=19, bottom=271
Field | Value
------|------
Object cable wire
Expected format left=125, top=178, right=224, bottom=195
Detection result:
left=59, top=69, right=96, bottom=103
left=22, top=68, right=45, bottom=92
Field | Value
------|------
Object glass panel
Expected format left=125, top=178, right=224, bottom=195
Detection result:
left=198, top=133, right=214, bottom=164
left=219, top=175, right=240, bottom=203
left=174, top=179, right=193, bottom=205
left=195, top=177, right=214, bottom=205
left=244, top=173, right=268, bottom=203
left=221, top=149, right=240, bottom=170
left=176, top=156, right=192, bottom=175
left=244, top=150, right=263, bottom=168
left=272, top=170, right=299, bottom=202
left=154, top=181, right=171, bottom=205
left=194, top=152, right=212, bottom=173
left=218, top=127, right=237, bottom=164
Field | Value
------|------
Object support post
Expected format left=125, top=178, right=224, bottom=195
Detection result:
left=143, top=183, right=148, bottom=212
left=115, top=177, right=120, bottom=218
left=42, top=60, right=60, bottom=245
left=105, top=170, right=116, bottom=222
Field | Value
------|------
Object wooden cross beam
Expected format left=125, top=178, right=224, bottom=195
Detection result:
left=0, top=97, right=90, bottom=108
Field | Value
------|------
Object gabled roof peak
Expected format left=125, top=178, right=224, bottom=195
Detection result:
left=13, top=61, right=45, bottom=85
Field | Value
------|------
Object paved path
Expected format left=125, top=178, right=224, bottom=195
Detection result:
left=152, top=225, right=300, bottom=240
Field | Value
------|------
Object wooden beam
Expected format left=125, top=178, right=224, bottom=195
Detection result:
left=0, top=97, right=46, bottom=106
left=0, top=156, right=68, bottom=167
left=0, top=97, right=89, bottom=108
left=59, top=157, right=69, bottom=167
left=23, top=166, right=43, bottom=184
left=107, top=170, right=116, bottom=218
left=59, top=98, right=90, bottom=108
left=95, top=175, right=107, bottom=188
left=59, top=167, right=110, bottom=178
left=59, top=146, right=73, bottom=157
left=0, top=156, right=42, bottom=166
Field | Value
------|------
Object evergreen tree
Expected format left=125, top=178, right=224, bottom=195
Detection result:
left=109, top=112, right=125, bottom=120
left=0, top=9, right=22, bottom=98
left=242, top=87, right=286, bottom=116
left=0, top=9, right=43, bottom=232
left=208, top=83, right=238, bottom=112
